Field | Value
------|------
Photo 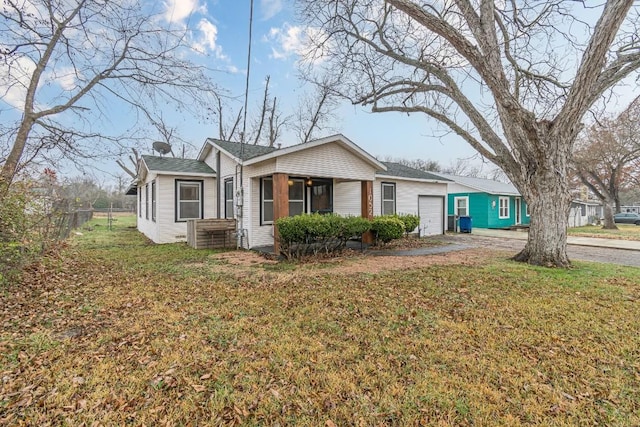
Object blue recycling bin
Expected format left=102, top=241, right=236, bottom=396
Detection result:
left=459, top=216, right=472, bottom=233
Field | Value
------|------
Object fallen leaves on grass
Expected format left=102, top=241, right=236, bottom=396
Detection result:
left=1, top=217, right=640, bottom=426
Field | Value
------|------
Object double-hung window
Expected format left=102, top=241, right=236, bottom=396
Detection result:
left=176, top=180, right=202, bottom=221
left=288, top=179, right=305, bottom=216
left=454, top=196, right=468, bottom=217
left=151, top=180, right=156, bottom=222
left=381, top=182, right=396, bottom=215
left=262, top=177, right=274, bottom=224
left=224, top=179, right=234, bottom=219
left=499, top=197, right=510, bottom=219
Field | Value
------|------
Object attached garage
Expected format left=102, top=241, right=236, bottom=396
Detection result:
left=418, top=195, right=445, bottom=236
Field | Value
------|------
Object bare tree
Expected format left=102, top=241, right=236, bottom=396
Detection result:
left=573, top=96, right=640, bottom=228
left=0, top=0, right=217, bottom=195
left=291, top=76, right=340, bottom=144
left=299, top=0, right=640, bottom=266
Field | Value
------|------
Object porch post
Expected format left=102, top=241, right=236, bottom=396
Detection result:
left=361, top=180, right=374, bottom=244
left=273, top=173, right=289, bottom=253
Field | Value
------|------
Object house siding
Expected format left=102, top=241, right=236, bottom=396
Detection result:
left=373, top=179, right=447, bottom=217
left=138, top=174, right=216, bottom=244
left=275, top=143, right=377, bottom=181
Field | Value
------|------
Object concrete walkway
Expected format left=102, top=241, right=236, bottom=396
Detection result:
left=470, top=228, right=640, bottom=251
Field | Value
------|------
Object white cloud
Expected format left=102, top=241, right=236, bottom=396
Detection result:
left=191, top=18, right=226, bottom=59
left=162, top=0, right=205, bottom=24
left=265, top=24, right=328, bottom=64
left=260, top=0, right=283, bottom=20
left=51, top=66, right=79, bottom=91
left=0, top=54, right=36, bottom=110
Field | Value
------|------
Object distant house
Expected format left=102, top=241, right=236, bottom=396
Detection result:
left=132, top=134, right=451, bottom=248
left=432, top=173, right=530, bottom=229
left=568, top=200, right=603, bottom=227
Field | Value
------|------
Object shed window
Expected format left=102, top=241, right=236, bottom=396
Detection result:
left=499, top=197, right=510, bottom=219
left=381, top=182, right=396, bottom=215
left=224, top=178, right=234, bottom=219
left=176, top=180, right=202, bottom=222
left=454, top=196, right=468, bottom=217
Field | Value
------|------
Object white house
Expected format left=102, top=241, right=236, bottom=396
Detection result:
left=133, top=134, right=451, bottom=249
left=568, top=200, right=603, bottom=227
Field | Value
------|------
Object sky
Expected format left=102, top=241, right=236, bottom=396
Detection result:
left=155, top=0, right=480, bottom=169
left=2, top=0, right=638, bottom=186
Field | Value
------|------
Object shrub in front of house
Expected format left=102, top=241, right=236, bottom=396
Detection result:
left=370, top=215, right=405, bottom=243
left=276, top=213, right=372, bottom=258
left=394, top=213, right=420, bottom=235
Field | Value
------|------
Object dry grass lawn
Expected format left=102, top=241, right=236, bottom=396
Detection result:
left=568, top=224, right=640, bottom=241
left=1, top=216, right=639, bottom=426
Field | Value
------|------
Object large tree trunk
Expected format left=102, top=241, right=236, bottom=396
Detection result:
left=515, top=184, right=571, bottom=268
left=602, top=200, right=618, bottom=229
left=510, top=133, right=573, bottom=268
left=0, top=117, right=34, bottom=196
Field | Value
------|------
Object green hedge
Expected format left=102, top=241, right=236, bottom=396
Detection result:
left=370, top=216, right=405, bottom=243
left=275, top=213, right=421, bottom=258
left=276, top=213, right=371, bottom=258
left=393, top=214, right=420, bottom=235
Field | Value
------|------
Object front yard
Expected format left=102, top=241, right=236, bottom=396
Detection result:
left=1, top=216, right=639, bottom=426
left=568, top=223, right=640, bottom=241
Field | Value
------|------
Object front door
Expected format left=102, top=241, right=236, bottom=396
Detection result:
left=515, top=197, right=521, bottom=225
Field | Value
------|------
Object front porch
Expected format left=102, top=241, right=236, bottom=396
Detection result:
left=259, top=173, right=376, bottom=252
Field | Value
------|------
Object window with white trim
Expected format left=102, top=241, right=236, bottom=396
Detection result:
left=145, top=184, right=149, bottom=220
left=176, top=180, right=202, bottom=221
left=381, top=182, right=396, bottom=215
left=499, top=197, right=510, bottom=219
left=454, top=196, right=468, bottom=216
left=151, top=180, right=156, bottom=222
left=224, top=178, right=234, bottom=219
left=525, top=203, right=530, bottom=217
left=138, top=188, right=142, bottom=218
left=289, top=178, right=305, bottom=216
left=262, top=177, right=274, bottom=224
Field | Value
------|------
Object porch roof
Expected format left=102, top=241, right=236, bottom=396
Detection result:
left=205, top=134, right=387, bottom=172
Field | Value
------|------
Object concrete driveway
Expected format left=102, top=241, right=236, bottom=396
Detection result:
left=446, top=229, right=640, bottom=268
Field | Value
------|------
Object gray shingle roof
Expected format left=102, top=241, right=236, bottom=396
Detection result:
left=433, top=172, right=520, bottom=195
left=211, top=139, right=278, bottom=160
left=378, top=162, right=451, bottom=181
left=142, top=155, right=215, bottom=175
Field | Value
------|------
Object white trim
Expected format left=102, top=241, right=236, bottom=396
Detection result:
left=261, top=177, right=274, bottom=224
left=176, top=180, right=202, bottom=222
left=381, top=182, right=396, bottom=215
left=499, top=196, right=510, bottom=219
left=454, top=196, right=469, bottom=217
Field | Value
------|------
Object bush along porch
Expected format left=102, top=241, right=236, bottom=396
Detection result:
left=275, top=213, right=420, bottom=259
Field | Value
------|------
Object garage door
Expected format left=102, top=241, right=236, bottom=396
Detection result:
left=418, top=196, right=444, bottom=236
